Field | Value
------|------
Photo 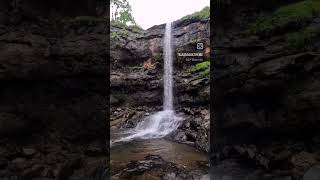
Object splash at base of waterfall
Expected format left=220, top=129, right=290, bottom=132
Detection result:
left=112, top=110, right=183, bottom=145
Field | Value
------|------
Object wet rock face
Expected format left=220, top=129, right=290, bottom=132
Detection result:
left=212, top=1, right=320, bottom=179
left=0, top=5, right=108, bottom=179
left=110, top=70, right=162, bottom=107
left=168, top=107, right=210, bottom=152
left=0, top=21, right=107, bottom=141
left=110, top=26, right=150, bottom=69
left=213, top=1, right=320, bottom=142
left=214, top=48, right=320, bottom=137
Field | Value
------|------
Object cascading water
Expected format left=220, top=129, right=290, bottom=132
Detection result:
left=113, top=22, right=183, bottom=143
left=163, top=22, right=173, bottom=111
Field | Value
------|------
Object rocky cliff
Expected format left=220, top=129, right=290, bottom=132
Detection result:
left=212, top=0, right=320, bottom=179
left=0, top=1, right=108, bottom=179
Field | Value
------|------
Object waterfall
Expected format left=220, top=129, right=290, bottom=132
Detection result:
left=163, top=22, right=173, bottom=110
left=113, top=22, right=183, bottom=143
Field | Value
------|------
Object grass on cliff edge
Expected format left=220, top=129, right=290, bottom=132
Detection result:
left=181, top=6, right=210, bottom=21
left=249, top=0, right=320, bottom=36
left=111, top=21, right=144, bottom=39
left=190, top=61, right=210, bottom=76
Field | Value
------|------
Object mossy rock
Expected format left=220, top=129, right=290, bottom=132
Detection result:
left=190, top=61, right=210, bottom=76
left=249, top=0, right=320, bottom=37
left=286, top=26, right=320, bottom=51
left=111, top=27, right=133, bottom=39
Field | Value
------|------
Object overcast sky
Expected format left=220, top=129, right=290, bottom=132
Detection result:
left=128, top=0, right=210, bottom=29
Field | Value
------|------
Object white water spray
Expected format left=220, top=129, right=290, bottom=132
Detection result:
left=113, top=22, right=183, bottom=143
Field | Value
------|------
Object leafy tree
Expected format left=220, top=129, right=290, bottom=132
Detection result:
left=110, top=0, right=136, bottom=25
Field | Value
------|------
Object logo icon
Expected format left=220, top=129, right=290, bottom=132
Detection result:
left=197, top=42, right=204, bottom=50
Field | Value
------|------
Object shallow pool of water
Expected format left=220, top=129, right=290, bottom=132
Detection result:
left=111, top=130, right=209, bottom=176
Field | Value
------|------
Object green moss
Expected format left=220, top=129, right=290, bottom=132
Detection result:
left=200, top=68, right=210, bottom=76
left=191, top=61, right=210, bottom=71
left=67, top=16, right=107, bottom=25
left=181, top=6, right=210, bottom=21
left=249, top=0, right=320, bottom=36
left=190, top=61, right=210, bottom=76
left=286, top=26, right=320, bottom=51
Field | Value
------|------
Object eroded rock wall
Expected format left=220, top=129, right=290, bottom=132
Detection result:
left=0, top=2, right=108, bottom=179
left=212, top=1, right=320, bottom=179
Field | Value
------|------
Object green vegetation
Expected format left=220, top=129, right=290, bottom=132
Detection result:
left=181, top=6, right=210, bottom=21
left=249, top=0, right=320, bottom=36
left=111, top=21, right=127, bottom=28
left=111, top=29, right=129, bottom=39
left=110, top=21, right=143, bottom=39
left=286, top=26, right=320, bottom=51
left=190, top=61, right=210, bottom=76
left=67, top=16, right=107, bottom=25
